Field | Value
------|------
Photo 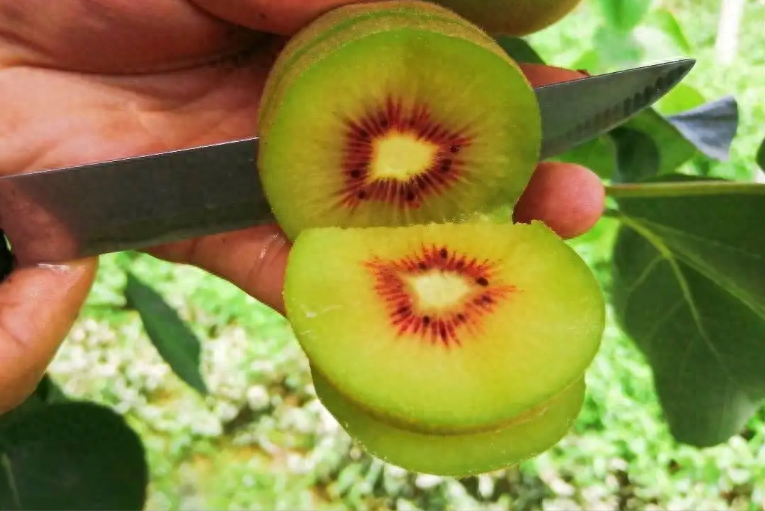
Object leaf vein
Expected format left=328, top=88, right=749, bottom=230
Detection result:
left=624, top=215, right=765, bottom=262
left=617, top=214, right=748, bottom=393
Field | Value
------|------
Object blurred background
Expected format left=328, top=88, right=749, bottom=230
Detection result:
left=45, top=0, right=765, bottom=509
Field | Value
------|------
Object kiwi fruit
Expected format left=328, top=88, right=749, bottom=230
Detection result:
left=432, top=0, right=584, bottom=36
left=271, top=0, right=606, bottom=476
left=284, top=222, right=604, bottom=435
left=257, top=0, right=542, bottom=240
left=312, top=366, right=585, bottom=477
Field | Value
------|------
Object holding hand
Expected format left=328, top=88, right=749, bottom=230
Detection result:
left=0, top=0, right=604, bottom=414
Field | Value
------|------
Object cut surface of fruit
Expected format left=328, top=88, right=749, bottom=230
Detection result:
left=284, top=221, right=605, bottom=433
left=433, top=0, right=584, bottom=36
left=259, top=0, right=502, bottom=133
left=258, top=2, right=541, bottom=240
left=312, top=367, right=585, bottom=477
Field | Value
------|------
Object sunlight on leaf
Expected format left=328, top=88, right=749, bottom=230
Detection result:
left=655, top=83, right=705, bottom=116
left=596, top=0, right=651, bottom=33
left=646, top=8, right=692, bottom=53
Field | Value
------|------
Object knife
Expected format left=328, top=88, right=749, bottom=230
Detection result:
left=0, top=57, right=695, bottom=265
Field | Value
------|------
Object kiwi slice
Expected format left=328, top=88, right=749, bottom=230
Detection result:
left=259, top=1, right=509, bottom=133
left=313, top=366, right=584, bottom=476
left=258, top=1, right=542, bottom=240
left=312, top=366, right=584, bottom=477
left=283, top=222, right=605, bottom=434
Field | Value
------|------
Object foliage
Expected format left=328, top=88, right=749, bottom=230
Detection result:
left=2, top=0, right=765, bottom=509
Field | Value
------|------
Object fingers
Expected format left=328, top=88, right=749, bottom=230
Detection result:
left=148, top=161, right=604, bottom=317
left=0, top=258, right=97, bottom=414
left=517, top=63, right=588, bottom=87
left=0, top=0, right=259, bottom=73
left=189, top=0, right=376, bottom=35
left=146, top=225, right=291, bottom=314
left=512, top=64, right=605, bottom=239
left=513, top=162, right=605, bottom=239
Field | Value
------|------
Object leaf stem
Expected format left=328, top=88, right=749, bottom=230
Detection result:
left=605, top=181, right=765, bottom=198
left=1, top=452, right=21, bottom=510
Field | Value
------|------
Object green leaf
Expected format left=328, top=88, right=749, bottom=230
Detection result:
left=665, top=96, right=739, bottom=162
left=611, top=127, right=661, bottom=183
left=0, top=401, right=148, bottom=510
left=124, top=272, right=208, bottom=395
left=596, top=0, right=652, bottom=32
left=571, top=48, right=600, bottom=72
left=0, top=375, right=68, bottom=429
left=495, top=36, right=545, bottom=64
left=655, top=83, right=706, bottom=116
left=554, top=136, right=617, bottom=179
left=646, top=8, right=692, bottom=53
left=617, top=97, right=739, bottom=180
left=619, top=109, right=696, bottom=175
left=592, top=25, right=643, bottom=67
left=756, top=136, right=765, bottom=172
left=610, top=174, right=765, bottom=446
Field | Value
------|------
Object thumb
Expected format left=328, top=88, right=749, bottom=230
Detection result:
left=0, top=257, right=97, bottom=414
left=189, top=0, right=377, bottom=35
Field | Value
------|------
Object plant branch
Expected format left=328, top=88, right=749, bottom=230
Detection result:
left=605, top=181, right=765, bottom=198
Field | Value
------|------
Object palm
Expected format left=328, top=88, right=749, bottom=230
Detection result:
left=2, top=52, right=276, bottom=169
left=0, top=0, right=287, bottom=266
left=0, top=6, right=276, bottom=174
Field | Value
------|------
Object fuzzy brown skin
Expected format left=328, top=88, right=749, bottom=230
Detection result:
left=0, top=0, right=603, bottom=415
left=190, top=0, right=584, bottom=36
left=431, top=0, right=584, bottom=36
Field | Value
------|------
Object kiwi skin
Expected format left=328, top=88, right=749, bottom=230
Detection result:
left=259, top=0, right=522, bottom=141
left=312, top=365, right=585, bottom=477
left=431, top=0, right=584, bottom=36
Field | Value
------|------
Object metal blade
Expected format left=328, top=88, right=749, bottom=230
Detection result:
left=536, top=57, right=696, bottom=159
left=0, top=58, right=696, bottom=265
left=0, top=137, right=269, bottom=264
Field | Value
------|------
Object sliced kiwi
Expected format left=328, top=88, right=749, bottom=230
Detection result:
left=258, top=1, right=541, bottom=240
left=284, top=221, right=605, bottom=434
left=312, top=366, right=584, bottom=477
left=259, top=1, right=510, bottom=134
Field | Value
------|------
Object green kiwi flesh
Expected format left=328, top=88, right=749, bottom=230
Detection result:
left=257, top=1, right=541, bottom=240
left=283, top=222, right=605, bottom=434
left=312, top=366, right=585, bottom=477
left=259, top=1, right=511, bottom=133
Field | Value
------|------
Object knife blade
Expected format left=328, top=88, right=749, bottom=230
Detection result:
left=537, top=57, right=695, bottom=159
left=0, top=58, right=695, bottom=265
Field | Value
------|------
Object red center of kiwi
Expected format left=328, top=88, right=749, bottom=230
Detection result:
left=338, top=97, right=473, bottom=210
left=365, top=244, right=516, bottom=347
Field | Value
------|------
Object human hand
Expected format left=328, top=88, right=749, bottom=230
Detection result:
left=0, top=0, right=604, bottom=413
